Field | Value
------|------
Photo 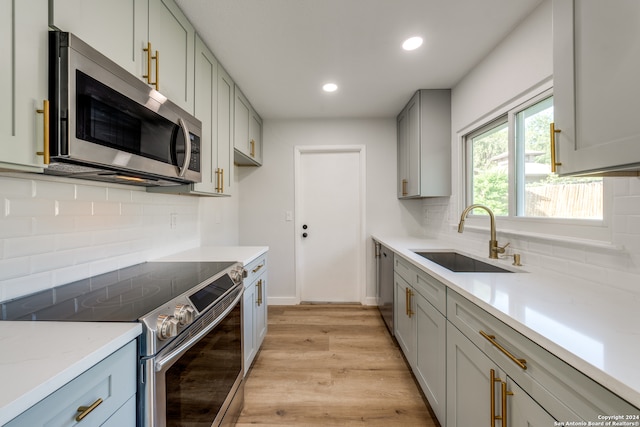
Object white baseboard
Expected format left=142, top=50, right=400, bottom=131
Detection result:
left=266, top=296, right=299, bottom=305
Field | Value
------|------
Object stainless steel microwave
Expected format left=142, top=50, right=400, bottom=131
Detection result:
left=46, top=31, right=201, bottom=186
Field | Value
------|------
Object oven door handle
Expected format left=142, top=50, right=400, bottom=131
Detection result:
left=154, top=289, right=243, bottom=373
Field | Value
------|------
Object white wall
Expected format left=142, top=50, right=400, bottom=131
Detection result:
left=237, top=118, right=423, bottom=304
left=424, top=0, right=640, bottom=294
left=199, top=173, right=240, bottom=246
left=0, top=174, right=203, bottom=301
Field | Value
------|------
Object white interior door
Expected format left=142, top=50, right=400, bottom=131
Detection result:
left=295, top=146, right=365, bottom=303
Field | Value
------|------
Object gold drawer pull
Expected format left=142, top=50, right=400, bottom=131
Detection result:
left=550, top=122, right=562, bottom=173
left=252, top=262, right=264, bottom=273
left=76, top=398, right=103, bottom=421
left=480, top=330, right=527, bottom=370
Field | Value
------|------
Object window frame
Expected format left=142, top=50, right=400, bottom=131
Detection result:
left=460, top=87, right=613, bottom=243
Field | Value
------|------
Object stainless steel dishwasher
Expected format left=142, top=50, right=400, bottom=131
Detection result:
left=375, top=241, right=394, bottom=335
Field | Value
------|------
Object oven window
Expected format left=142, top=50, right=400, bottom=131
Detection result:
left=165, top=302, right=242, bottom=425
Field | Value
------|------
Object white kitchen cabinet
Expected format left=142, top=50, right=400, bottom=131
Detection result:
left=397, top=89, right=451, bottom=198
left=447, top=289, right=639, bottom=424
left=49, top=0, right=147, bottom=79
left=243, top=253, right=268, bottom=374
left=216, top=64, right=235, bottom=194
left=0, top=0, right=48, bottom=172
left=234, top=86, right=263, bottom=166
left=393, top=256, right=446, bottom=425
left=5, top=341, right=137, bottom=427
left=50, top=0, right=195, bottom=114
left=148, top=0, right=195, bottom=113
left=552, top=0, right=640, bottom=176
left=446, top=323, right=555, bottom=427
left=156, top=35, right=233, bottom=196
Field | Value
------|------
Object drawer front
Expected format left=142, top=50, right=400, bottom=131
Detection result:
left=447, top=291, right=639, bottom=420
left=244, top=253, right=267, bottom=286
left=6, top=341, right=137, bottom=427
left=414, top=269, right=446, bottom=316
left=394, top=256, right=415, bottom=287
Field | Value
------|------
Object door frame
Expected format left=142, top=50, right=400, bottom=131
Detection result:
left=293, top=145, right=367, bottom=304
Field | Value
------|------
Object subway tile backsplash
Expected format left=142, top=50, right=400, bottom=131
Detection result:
left=422, top=177, right=640, bottom=294
left=0, top=175, right=200, bottom=302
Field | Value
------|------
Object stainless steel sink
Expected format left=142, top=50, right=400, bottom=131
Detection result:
left=414, top=251, right=513, bottom=273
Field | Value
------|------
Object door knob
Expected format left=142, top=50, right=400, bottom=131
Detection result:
left=302, top=232, right=308, bottom=238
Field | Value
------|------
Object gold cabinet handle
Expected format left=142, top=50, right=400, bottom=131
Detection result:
left=490, top=369, right=499, bottom=427
left=154, top=49, right=160, bottom=91
left=252, top=262, right=264, bottom=273
left=36, top=100, right=50, bottom=164
left=143, top=42, right=159, bottom=90
left=480, top=331, right=527, bottom=370
left=250, top=139, right=255, bottom=157
left=256, top=279, right=263, bottom=306
left=405, top=287, right=414, bottom=318
left=220, top=168, right=224, bottom=193
left=490, top=370, right=513, bottom=427
left=215, top=168, right=222, bottom=193
left=401, top=179, right=408, bottom=196
left=550, top=122, right=562, bottom=173
left=500, top=379, right=513, bottom=427
left=76, top=398, right=103, bottom=422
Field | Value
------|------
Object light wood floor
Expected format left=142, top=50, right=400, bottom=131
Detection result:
left=236, top=304, right=439, bottom=426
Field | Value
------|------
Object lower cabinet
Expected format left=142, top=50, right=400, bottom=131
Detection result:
left=391, top=253, right=640, bottom=427
left=243, top=253, right=268, bottom=375
left=394, top=270, right=446, bottom=425
left=446, top=322, right=555, bottom=426
left=6, top=341, right=137, bottom=427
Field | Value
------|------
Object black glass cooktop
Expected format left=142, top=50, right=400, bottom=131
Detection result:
left=0, top=261, right=235, bottom=322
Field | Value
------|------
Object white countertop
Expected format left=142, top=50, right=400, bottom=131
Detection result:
left=0, top=322, right=141, bottom=425
left=374, top=235, right=640, bottom=410
left=155, top=246, right=268, bottom=265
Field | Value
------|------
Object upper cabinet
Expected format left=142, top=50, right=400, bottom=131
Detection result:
left=552, top=0, right=640, bottom=176
left=50, top=0, right=195, bottom=114
left=397, top=90, right=451, bottom=199
left=234, top=86, right=263, bottom=166
left=0, top=0, right=48, bottom=172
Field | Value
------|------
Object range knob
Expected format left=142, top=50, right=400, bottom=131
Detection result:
left=157, top=314, right=179, bottom=340
left=174, top=304, right=195, bottom=325
left=229, top=267, right=245, bottom=284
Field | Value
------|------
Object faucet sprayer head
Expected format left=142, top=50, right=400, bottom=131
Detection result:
left=457, top=219, right=465, bottom=233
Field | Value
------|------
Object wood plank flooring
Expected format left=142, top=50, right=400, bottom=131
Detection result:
left=236, top=304, right=438, bottom=426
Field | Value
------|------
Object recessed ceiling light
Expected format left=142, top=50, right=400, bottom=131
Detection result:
left=402, top=36, right=423, bottom=51
left=322, top=83, right=338, bottom=93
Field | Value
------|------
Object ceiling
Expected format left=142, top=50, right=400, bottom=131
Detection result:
left=176, top=0, right=544, bottom=119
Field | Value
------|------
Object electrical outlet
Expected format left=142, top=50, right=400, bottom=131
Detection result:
left=170, top=213, right=177, bottom=229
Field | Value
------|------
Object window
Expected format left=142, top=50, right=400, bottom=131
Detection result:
left=465, top=93, right=603, bottom=220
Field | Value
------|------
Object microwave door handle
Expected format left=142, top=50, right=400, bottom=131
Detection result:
left=177, top=118, right=191, bottom=177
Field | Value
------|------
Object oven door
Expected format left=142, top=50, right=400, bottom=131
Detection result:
left=143, top=290, right=243, bottom=427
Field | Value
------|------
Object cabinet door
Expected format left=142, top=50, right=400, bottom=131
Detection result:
left=0, top=0, right=48, bottom=171
left=243, top=282, right=256, bottom=375
left=148, top=0, right=195, bottom=113
left=217, top=65, right=234, bottom=195
left=393, top=274, right=415, bottom=366
left=447, top=322, right=498, bottom=427
left=553, top=0, right=640, bottom=175
left=414, top=292, right=446, bottom=426
left=397, top=108, right=409, bottom=197
left=192, top=35, right=219, bottom=195
left=507, top=378, right=556, bottom=426
left=249, top=107, right=263, bottom=165
left=255, top=275, right=268, bottom=348
left=49, top=0, right=147, bottom=77
left=234, top=87, right=251, bottom=157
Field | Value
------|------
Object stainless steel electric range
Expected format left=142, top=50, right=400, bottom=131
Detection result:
left=0, top=261, right=245, bottom=427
